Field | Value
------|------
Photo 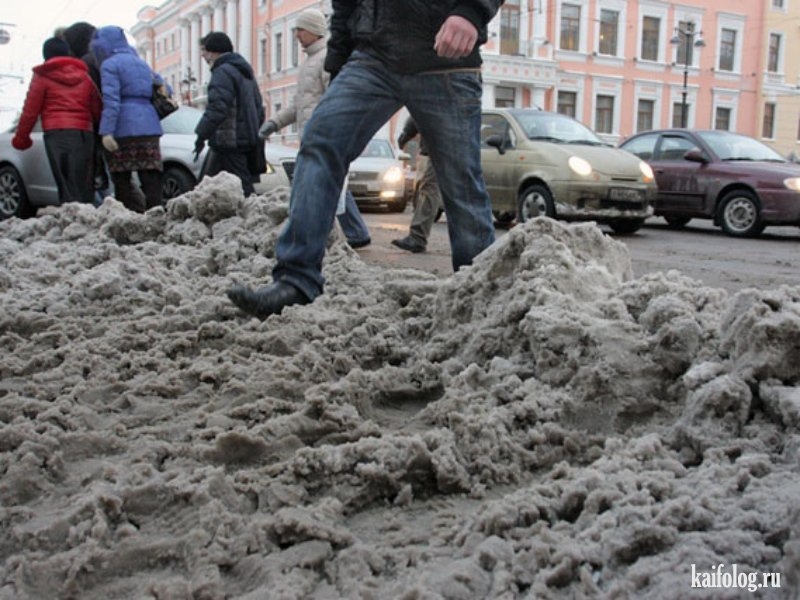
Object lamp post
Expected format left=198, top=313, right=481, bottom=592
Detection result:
left=670, top=21, right=705, bottom=128
left=180, top=67, right=197, bottom=107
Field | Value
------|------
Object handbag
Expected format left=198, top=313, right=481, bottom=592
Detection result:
left=151, top=84, right=178, bottom=120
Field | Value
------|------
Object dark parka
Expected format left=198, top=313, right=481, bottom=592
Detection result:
left=195, top=53, right=265, bottom=152
left=325, top=0, right=504, bottom=76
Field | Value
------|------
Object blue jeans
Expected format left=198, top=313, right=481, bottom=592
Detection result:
left=274, top=51, right=495, bottom=300
left=337, top=190, right=371, bottom=244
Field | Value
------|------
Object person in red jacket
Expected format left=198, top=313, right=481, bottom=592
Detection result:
left=12, top=37, right=102, bottom=206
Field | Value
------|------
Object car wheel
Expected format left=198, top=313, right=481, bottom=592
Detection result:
left=608, top=219, right=644, bottom=235
left=664, top=215, right=691, bottom=228
left=719, top=189, right=764, bottom=237
left=0, top=165, right=35, bottom=219
left=517, top=183, right=554, bottom=222
left=162, top=166, right=196, bottom=201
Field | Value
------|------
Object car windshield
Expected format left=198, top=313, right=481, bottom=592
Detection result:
left=360, top=139, right=394, bottom=159
left=161, top=106, right=203, bottom=135
left=514, top=112, right=605, bottom=145
left=696, top=131, right=786, bottom=162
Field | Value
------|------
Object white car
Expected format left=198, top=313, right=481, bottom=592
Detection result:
left=0, top=106, right=294, bottom=219
left=347, top=138, right=409, bottom=213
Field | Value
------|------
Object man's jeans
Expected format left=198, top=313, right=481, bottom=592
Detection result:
left=274, top=51, right=495, bottom=300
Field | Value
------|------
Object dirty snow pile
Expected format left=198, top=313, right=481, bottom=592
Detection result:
left=0, top=173, right=798, bottom=599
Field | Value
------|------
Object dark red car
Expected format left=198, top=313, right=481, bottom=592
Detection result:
left=619, top=129, right=800, bottom=237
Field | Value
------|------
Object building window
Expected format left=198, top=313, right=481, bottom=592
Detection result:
left=599, top=9, right=618, bottom=56
left=260, top=38, right=267, bottom=75
left=595, top=95, right=614, bottom=134
left=675, top=21, right=697, bottom=66
left=715, top=107, right=732, bottom=130
left=641, top=16, right=660, bottom=61
left=672, top=102, right=687, bottom=128
left=768, top=33, right=781, bottom=73
left=637, top=99, right=654, bottom=132
left=292, top=36, right=299, bottom=67
left=274, top=32, right=282, bottom=72
left=560, top=4, right=581, bottom=51
left=773, top=0, right=784, bottom=8
left=557, top=91, right=577, bottom=118
left=719, top=28, right=736, bottom=72
left=762, top=103, right=776, bottom=138
left=500, top=0, right=520, bottom=55
left=495, top=86, right=516, bottom=108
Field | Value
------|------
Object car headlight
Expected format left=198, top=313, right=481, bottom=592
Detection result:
left=639, top=161, right=655, bottom=183
left=568, top=156, right=592, bottom=177
left=382, top=166, right=404, bottom=185
left=784, top=177, right=800, bottom=191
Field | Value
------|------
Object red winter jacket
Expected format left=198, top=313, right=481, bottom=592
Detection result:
left=12, top=57, right=102, bottom=150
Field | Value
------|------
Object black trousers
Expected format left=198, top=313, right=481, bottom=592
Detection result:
left=43, top=129, right=95, bottom=205
left=203, top=149, right=257, bottom=197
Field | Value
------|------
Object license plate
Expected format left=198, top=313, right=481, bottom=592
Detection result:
left=348, top=184, right=368, bottom=194
left=608, top=188, right=643, bottom=201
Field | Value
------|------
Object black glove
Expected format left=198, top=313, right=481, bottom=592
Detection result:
left=397, top=132, right=410, bottom=150
left=193, top=137, right=205, bottom=162
left=259, top=120, right=278, bottom=140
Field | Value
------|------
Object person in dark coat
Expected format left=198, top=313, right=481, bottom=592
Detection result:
left=194, top=32, right=266, bottom=197
left=62, top=21, right=109, bottom=198
left=227, top=0, right=502, bottom=320
left=91, top=25, right=164, bottom=212
left=12, top=37, right=102, bottom=206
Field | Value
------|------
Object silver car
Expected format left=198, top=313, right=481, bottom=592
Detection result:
left=0, top=106, right=293, bottom=219
left=348, top=138, right=408, bottom=213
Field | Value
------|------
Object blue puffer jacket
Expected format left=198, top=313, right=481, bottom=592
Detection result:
left=91, top=26, right=162, bottom=139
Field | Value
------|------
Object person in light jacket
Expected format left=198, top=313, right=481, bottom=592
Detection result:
left=259, top=9, right=371, bottom=248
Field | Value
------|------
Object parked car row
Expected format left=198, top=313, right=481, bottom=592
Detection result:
left=0, top=106, right=296, bottom=219
left=3, top=105, right=799, bottom=238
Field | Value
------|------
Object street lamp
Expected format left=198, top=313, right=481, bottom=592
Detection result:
left=180, top=67, right=197, bottom=107
left=670, top=21, right=705, bottom=128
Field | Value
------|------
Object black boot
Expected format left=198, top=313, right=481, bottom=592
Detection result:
left=227, top=281, right=310, bottom=320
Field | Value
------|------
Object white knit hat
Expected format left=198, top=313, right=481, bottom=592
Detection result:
left=294, top=9, right=327, bottom=37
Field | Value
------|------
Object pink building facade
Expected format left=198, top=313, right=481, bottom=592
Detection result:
left=132, top=0, right=799, bottom=154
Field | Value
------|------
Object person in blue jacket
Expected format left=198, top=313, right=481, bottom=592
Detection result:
left=91, top=25, right=163, bottom=212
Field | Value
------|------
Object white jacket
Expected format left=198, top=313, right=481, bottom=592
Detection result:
left=270, top=37, right=329, bottom=135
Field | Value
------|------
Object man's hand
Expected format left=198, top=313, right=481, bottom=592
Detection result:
left=259, top=120, right=278, bottom=140
left=102, top=135, right=119, bottom=152
left=433, top=16, right=478, bottom=59
left=193, top=137, right=205, bottom=162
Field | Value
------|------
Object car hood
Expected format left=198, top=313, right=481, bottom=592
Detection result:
left=518, top=140, right=644, bottom=176
left=350, top=157, right=398, bottom=172
left=715, top=160, right=800, bottom=177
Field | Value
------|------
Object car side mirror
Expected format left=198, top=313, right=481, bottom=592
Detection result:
left=683, top=149, right=708, bottom=164
left=486, top=133, right=506, bottom=155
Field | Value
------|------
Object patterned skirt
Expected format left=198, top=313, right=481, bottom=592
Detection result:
left=106, top=136, right=162, bottom=173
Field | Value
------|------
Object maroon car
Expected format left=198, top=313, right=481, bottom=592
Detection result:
left=620, top=129, right=800, bottom=237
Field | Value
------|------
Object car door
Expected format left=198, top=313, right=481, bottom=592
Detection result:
left=480, top=113, right=521, bottom=214
left=650, top=133, right=706, bottom=214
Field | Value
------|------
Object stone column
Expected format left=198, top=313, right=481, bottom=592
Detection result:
left=213, top=0, right=226, bottom=31
left=200, top=7, right=213, bottom=88
left=238, top=0, right=252, bottom=62
left=225, top=0, right=238, bottom=46
left=190, top=13, right=201, bottom=99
